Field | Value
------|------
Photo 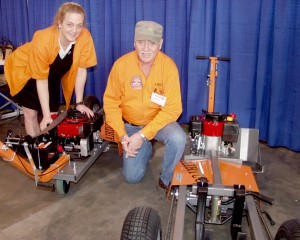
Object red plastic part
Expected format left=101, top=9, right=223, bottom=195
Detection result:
left=57, top=122, right=84, bottom=137
left=202, top=119, right=224, bottom=137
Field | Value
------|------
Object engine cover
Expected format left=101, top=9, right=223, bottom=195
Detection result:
left=57, top=120, right=85, bottom=137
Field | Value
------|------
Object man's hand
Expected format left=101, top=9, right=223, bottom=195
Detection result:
left=121, top=133, right=144, bottom=158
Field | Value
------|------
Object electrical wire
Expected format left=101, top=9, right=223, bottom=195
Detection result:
left=9, top=147, right=67, bottom=178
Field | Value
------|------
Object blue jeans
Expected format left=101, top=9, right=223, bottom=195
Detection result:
left=123, top=122, right=186, bottom=186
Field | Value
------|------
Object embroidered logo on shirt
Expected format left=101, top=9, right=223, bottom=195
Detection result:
left=131, top=75, right=143, bottom=89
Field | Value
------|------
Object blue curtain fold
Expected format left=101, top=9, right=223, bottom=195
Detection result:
left=0, top=0, right=29, bottom=47
left=1, top=0, right=299, bottom=151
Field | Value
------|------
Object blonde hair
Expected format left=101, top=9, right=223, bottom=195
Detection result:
left=54, top=2, right=86, bottom=26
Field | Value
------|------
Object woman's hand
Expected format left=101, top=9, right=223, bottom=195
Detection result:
left=40, top=115, right=53, bottom=131
left=75, top=104, right=94, bottom=118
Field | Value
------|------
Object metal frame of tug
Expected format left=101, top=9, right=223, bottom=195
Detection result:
left=121, top=57, right=280, bottom=240
left=167, top=129, right=273, bottom=240
left=166, top=56, right=274, bottom=239
left=120, top=117, right=277, bottom=240
left=0, top=96, right=111, bottom=194
left=0, top=139, right=109, bottom=194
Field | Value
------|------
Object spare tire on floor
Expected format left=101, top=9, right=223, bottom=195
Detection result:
left=275, top=219, right=300, bottom=240
left=121, top=206, right=162, bottom=240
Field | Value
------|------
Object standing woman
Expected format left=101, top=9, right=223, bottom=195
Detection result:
left=4, top=2, right=97, bottom=136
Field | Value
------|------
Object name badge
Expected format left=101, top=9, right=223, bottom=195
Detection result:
left=151, top=92, right=166, bottom=106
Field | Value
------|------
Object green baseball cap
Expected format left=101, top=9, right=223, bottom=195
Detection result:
left=134, top=21, right=163, bottom=44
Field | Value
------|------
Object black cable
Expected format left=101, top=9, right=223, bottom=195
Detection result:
left=12, top=148, right=67, bottom=178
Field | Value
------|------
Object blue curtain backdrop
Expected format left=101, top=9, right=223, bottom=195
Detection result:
left=0, top=0, right=299, bottom=151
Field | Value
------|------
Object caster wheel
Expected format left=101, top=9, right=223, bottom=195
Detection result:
left=56, top=179, right=70, bottom=194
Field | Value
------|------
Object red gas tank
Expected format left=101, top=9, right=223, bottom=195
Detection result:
left=202, top=112, right=226, bottom=137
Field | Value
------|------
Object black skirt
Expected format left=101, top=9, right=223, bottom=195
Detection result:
left=11, top=44, right=74, bottom=113
left=11, top=78, right=60, bottom=112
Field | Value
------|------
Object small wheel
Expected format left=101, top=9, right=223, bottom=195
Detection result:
left=84, top=95, right=101, bottom=113
left=121, top=206, right=162, bottom=240
left=56, top=179, right=70, bottom=194
left=275, top=219, right=300, bottom=240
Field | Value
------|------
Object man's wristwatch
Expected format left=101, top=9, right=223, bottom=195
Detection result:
left=139, top=131, right=147, bottom=142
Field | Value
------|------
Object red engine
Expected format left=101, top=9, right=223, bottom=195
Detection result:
left=57, top=115, right=88, bottom=137
left=55, top=108, right=104, bottom=158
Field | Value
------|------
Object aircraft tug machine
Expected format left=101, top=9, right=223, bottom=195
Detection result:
left=121, top=57, right=298, bottom=240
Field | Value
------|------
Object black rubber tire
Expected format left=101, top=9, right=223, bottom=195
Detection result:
left=275, top=219, right=300, bottom=240
left=121, top=206, right=162, bottom=240
left=83, top=95, right=101, bottom=113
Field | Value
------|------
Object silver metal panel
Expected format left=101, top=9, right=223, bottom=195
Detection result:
left=211, top=150, right=223, bottom=187
left=235, top=128, right=259, bottom=162
left=53, top=141, right=109, bottom=182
